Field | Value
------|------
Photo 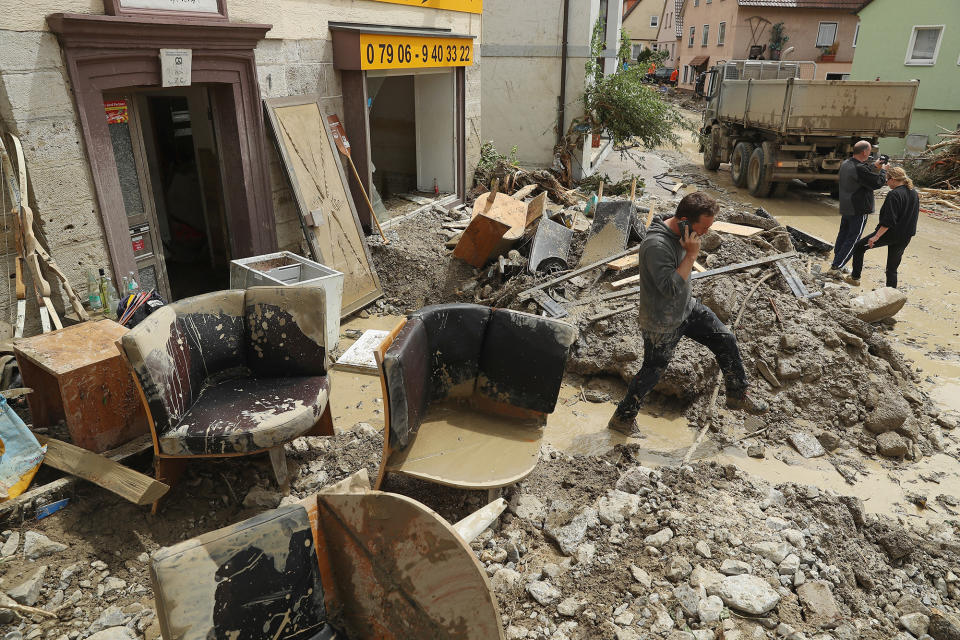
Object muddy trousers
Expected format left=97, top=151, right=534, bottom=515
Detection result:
left=831, top=214, right=868, bottom=269
left=614, top=301, right=748, bottom=421
left=849, top=234, right=911, bottom=288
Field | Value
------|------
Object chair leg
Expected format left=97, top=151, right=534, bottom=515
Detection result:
left=305, top=403, right=335, bottom=437
left=152, top=457, right=187, bottom=514
left=269, top=446, right=290, bottom=495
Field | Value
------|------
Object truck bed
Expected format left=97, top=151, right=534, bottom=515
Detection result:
left=716, top=79, right=918, bottom=138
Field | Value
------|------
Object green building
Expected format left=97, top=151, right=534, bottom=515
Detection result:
left=851, top=0, right=960, bottom=156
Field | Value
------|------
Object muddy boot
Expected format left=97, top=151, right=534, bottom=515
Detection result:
left=726, top=391, right=769, bottom=415
left=607, top=414, right=642, bottom=436
left=844, top=275, right=861, bottom=286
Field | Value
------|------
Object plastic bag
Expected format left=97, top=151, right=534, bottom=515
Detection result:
left=0, top=395, right=45, bottom=501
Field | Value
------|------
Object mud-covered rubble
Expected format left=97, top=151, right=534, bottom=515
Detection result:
left=477, top=445, right=960, bottom=640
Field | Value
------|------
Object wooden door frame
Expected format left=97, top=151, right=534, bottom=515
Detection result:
left=47, top=13, right=275, bottom=283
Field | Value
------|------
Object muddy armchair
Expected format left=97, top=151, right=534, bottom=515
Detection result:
left=374, top=303, right=577, bottom=490
left=150, top=474, right=504, bottom=639
left=120, top=287, right=334, bottom=510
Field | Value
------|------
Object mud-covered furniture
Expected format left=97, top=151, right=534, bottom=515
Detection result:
left=151, top=481, right=505, bottom=639
left=374, top=303, right=577, bottom=490
left=120, top=287, right=333, bottom=509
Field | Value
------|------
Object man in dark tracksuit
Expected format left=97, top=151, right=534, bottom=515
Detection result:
left=608, top=192, right=767, bottom=436
left=846, top=166, right=919, bottom=289
left=830, top=140, right=887, bottom=275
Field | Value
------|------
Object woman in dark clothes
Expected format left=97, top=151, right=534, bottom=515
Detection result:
left=845, top=166, right=919, bottom=289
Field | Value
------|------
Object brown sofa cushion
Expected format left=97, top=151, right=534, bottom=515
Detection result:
left=409, top=304, right=492, bottom=401
left=382, top=317, right=429, bottom=451
left=244, top=287, right=327, bottom=378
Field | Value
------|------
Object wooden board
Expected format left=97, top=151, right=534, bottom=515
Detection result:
left=525, top=192, right=546, bottom=227
left=453, top=214, right=511, bottom=267
left=334, top=330, right=390, bottom=374
left=38, top=436, right=168, bottom=506
left=711, top=220, right=764, bottom=237
left=605, top=254, right=639, bottom=271
left=264, top=97, right=382, bottom=316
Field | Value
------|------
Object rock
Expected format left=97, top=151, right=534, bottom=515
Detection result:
left=644, top=527, right=674, bottom=548
left=747, top=444, right=765, bottom=458
left=490, top=568, right=523, bottom=594
left=615, top=628, right=641, bottom=640
left=900, top=613, right=931, bottom=637
left=765, top=516, right=789, bottom=531
left=583, top=389, right=610, bottom=403
left=545, top=507, right=597, bottom=556
left=526, top=581, right=561, bottom=605
left=1, top=531, right=19, bottom=557
left=674, top=584, right=701, bottom=619
left=898, top=594, right=932, bottom=617
left=929, top=608, right=960, bottom=640
left=776, top=358, right=802, bottom=381
left=751, top=540, right=792, bottom=564
left=666, top=555, right=693, bottom=582
left=87, top=630, right=138, bottom=640
left=788, top=432, right=826, bottom=458
left=778, top=554, right=801, bottom=575
left=575, top=543, right=596, bottom=565
left=720, top=559, right=751, bottom=576
left=650, top=606, right=675, bottom=633
left=101, top=576, right=126, bottom=595
left=7, top=565, right=47, bottom=606
left=703, top=278, right=737, bottom=323
left=614, top=611, right=635, bottom=626
left=797, top=581, right=841, bottom=629
left=242, top=486, right=282, bottom=510
left=557, top=597, right=585, bottom=617
left=22, top=531, right=66, bottom=559
left=692, top=632, right=716, bottom=640
left=509, top=494, right=546, bottom=526
left=701, top=231, right=722, bottom=252
left=709, top=574, right=781, bottom=616
left=865, top=397, right=911, bottom=435
left=695, top=540, right=712, bottom=558
left=877, top=432, right=909, bottom=458
left=782, top=529, right=805, bottom=548
left=667, top=633, right=695, bottom=640
left=89, top=606, right=129, bottom=633
left=504, top=625, right=527, bottom=640
left=616, top=465, right=657, bottom=493
left=690, top=565, right=725, bottom=591
left=937, top=415, right=957, bottom=430
left=849, top=287, right=907, bottom=323
left=630, top=564, right=652, bottom=588
left=597, top=490, right=641, bottom=525
left=817, top=431, right=841, bottom=451
left=699, top=595, right=724, bottom=624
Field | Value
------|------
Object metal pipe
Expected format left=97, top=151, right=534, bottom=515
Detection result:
left=557, top=0, right=571, bottom=149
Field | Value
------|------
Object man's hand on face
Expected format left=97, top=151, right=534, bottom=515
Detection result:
left=681, top=226, right=701, bottom=255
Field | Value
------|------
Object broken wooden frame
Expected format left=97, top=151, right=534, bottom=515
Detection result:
left=151, top=475, right=505, bottom=639
left=264, top=96, right=383, bottom=316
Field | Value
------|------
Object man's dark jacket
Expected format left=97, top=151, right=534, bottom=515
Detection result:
left=838, top=157, right=886, bottom=216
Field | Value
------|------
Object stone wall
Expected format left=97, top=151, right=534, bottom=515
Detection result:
left=0, top=28, right=108, bottom=332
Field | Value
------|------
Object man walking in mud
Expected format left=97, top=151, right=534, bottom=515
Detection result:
left=608, top=192, right=768, bottom=436
left=828, top=140, right=887, bottom=277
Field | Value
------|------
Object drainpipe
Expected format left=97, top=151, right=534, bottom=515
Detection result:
left=557, top=0, right=571, bottom=149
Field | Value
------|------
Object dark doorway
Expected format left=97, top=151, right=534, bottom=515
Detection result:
left=144, top=91, right=230, bottom=300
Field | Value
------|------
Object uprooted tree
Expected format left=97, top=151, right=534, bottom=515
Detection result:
left=555, top=19, right=690, bottom=185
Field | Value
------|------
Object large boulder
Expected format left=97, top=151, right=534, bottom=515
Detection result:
left=877, top=432, right=909, bottom=458
left=708, top=574, right=781, bottom=615
left=865, top=395, right=912, bottom=435
left=849, top=287, right=907, bottom=323
left=797, top=580, right=841, bottom=629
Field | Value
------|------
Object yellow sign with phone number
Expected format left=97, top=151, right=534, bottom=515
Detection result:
left=368, top=0, right=481, bottom=14
left=359, top=33, right=474, bottom=70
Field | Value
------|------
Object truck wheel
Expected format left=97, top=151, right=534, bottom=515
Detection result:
left=703, top=128, right=722, bottom=171
left=730, top=142, right=754, bottom=187
left=747, top=146, right=774, bottom=197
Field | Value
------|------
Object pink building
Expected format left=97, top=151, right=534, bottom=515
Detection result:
left=662, top=0, right=866, bottom=91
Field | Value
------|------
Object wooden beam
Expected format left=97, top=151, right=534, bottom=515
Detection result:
left=690, top=252, right=796, bottom=280
left=37, top=436, right=168, bottom=506
left=518, top=245, right=641, bottom=300
left=710, top=221, right=763, bottom=237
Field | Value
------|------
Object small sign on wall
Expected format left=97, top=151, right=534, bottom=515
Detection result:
left=104, top=99, right=129, bottom=124
left=160, top=49, right=192, bottom=87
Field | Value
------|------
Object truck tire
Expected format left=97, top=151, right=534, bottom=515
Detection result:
left=747, top=146, right=775, bottom=197
left=703, top=128, right=722, bottom=171
left=730, top=142, right=754, bottom=187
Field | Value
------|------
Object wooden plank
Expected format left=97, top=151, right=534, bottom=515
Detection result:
left=605, top=254, right=639, bottom=271
left=452, top=214, right=511, bottom=267
left=512, top=184, right=537, bottom=200
left=264, top=98, right=383, bottom=317
left=525, top=192, right=546, bottom=227
left=0, top=434, right=154, bottom=520
left=587, top=304, right=633, bottom=322
left=37, top=436, right=168, bottom=506
left=693, top=261, right=706, bottom=272
left=710, top=220, right=763, bottom=236
left=334, top=329, right=390, bottom=374
left=518, top=245, right=641, bottom=300
left=611, top=273, right=640, bottom=288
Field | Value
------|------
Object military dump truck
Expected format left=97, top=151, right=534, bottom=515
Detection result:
left=699, top=61, right=919, bottom=197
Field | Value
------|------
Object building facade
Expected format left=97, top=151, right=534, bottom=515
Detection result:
left=480, top=0, right=624, bottom=175
left=656, top=0, right=684, bottom=74
left=623, top=0, right=668, bottom=59
left=673, top=0, right=863, bottom=91
left=0, top=0, right=481, bottom=327
left=850, top=0, right=960, bottom=156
